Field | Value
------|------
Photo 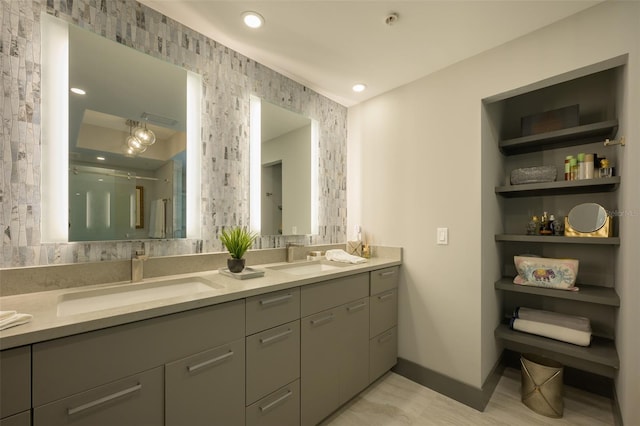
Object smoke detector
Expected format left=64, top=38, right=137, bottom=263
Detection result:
left=385, top=13, right=399, bottom=26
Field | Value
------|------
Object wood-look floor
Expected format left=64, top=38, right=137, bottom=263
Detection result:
left=323, top=367, right=614, bottom=425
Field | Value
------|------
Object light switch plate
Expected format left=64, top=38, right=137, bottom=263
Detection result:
left=437, top=227, right=448, bottom=245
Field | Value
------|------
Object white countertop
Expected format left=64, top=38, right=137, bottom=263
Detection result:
left=0, top=257, right=400, bottom=350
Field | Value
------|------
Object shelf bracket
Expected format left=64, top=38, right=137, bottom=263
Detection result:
left=604, top=136, right=625, bottom=147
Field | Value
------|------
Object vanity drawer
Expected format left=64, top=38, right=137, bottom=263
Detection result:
left=300, top=273, right=368, bottom=317
left=369, top=327, right=398, bottom=383
left=0, top=346, right=31, bottom=419
left=370, top=288, right=398, bottom=338
left=246, top=380, right=300, bottom=426
left=166, top=339, right=246, bottom=426
left=33, top=366, right=163, bottom=426
left=370, top=266, right=399, bottom=295
left=33, top=299, right=245, bottom=406
left=246, top=288, right=300, bottom=335
left=246, top=320, right=300, bottom=405
left=0, top=411, right=30, bottom=426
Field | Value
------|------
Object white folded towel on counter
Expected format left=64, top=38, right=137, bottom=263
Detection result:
left=0, top=310, right=33, bottom=331
left=325, top=249, right=367, bottom=264
left=511, top=318, right=591, bottom=347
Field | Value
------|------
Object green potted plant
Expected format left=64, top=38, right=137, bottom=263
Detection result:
left=219, top=227, right=257, bottom=273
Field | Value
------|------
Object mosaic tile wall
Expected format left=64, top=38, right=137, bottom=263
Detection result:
left=0, top=0, right=348, bottom=267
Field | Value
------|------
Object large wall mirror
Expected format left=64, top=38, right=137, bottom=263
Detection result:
left=41, top=14, right=202, bottom=243
left=250, top=97, right=319, bottom=236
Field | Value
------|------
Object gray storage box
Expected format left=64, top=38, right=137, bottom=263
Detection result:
left=521, top=105, right=579, bottom=136
left=520, top=353, right=564, bottom=418
left=510, top=165, right=557, bottom=185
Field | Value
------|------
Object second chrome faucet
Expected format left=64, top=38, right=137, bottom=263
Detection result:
left=286, top=243, right=303, bottom=263
left=131, top=244, right=148, bottom=282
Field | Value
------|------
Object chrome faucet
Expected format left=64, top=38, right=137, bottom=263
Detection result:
left=131, top=245, right=148, bottom=282
left=286, top=243, right=303, bottom=263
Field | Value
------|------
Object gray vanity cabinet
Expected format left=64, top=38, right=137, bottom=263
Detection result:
left=31, top=300, right=245, bottom=426
left=246, top=288, right=300, bottom=336
left=300, top=306, right=343, bottom=426
left=246, top=320, right=301, bottom=406
left=338, top=298, right=371, bottom=403
left=0, top=346, right=31, bottom=426
left=33, top=367, right=164, bottom=426
left=245, top=288, right=301, bottom=425
left=300, top=273, right=370, bottom=426
left=166, top=339, right=246, bottom=426
left=0, top=413, right=31, bottom=426
left=3, top=263, right=400, bottom=426
left=369, top=266, right=399, bottom=383
left=246, top=380, right=300, bottom=426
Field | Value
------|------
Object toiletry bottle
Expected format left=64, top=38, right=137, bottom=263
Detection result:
left=548, top=214, right=555, bottom=235
left=577, top=153, right=586, bottom=180
left=526, top=216, right=539, bottom=235
left=540, top=211, right=552, bottom=235
left=600, top=159, right=613, bottom=178
left=585, top=153, right=594, bottom=179
left=569, top=158, right=578, bottom=180
left=564, top=156, right=573, bottom=180
left=553, top=217, right=564, bottom=236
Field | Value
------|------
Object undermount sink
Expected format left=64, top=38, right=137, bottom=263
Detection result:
left=57, top=276, right=224, bottom=317
left=267, top=260, right=352, bottom=276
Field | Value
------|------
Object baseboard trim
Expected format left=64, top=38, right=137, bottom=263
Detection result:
left=612, top=385, right=624, bottom=426
left=392, top=356, right=504, bottom=412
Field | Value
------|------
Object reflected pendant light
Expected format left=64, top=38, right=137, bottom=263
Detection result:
left=127, top=134, right=147, bottom=153
left=125, top=120, right=147, bottom=155
left=133, top=122, right=156, bottom=146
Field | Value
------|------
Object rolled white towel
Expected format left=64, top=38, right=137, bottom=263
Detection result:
left=0, top=310, right=33, bottom=331
left=515, top=307, right=591, bottom=333
left=148, top=199, right=165, bottom=238
left=511, top=318, right=591, bottom=347
left=325, top=249, right=367, bottom=264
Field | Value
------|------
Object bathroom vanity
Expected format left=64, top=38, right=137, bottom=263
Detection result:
left=0, top=255, right=400, bottom=426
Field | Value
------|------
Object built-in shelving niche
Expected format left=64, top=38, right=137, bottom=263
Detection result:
left=484, top=58, right=626, bottom=382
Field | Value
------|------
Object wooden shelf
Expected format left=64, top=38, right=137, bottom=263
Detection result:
left=494, top=278, right=620, bottom=306
left=495, top=324, right=619, bottom=378
left=495, top=177, right=620, bottom=198
left=499, top=120, right=618, bottom=155
left=495, top=234, right=620, bottom=245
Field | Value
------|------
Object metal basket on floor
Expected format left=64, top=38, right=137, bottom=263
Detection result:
left=520, top=353, right=564, bottom=418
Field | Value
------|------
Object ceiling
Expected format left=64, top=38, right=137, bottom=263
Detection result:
left=139, top=0, right=602, bottom=107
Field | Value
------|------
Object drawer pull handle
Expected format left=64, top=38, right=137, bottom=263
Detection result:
left=260, top=328, right=293, bottom=344
left=310, top=314, right=333, bottom=326
left=260, top=293, right=293, bottom=305
left=188, top=350, right=234, bottom=372
left=378, top=292, right=394, bottom=301
left=347, top=301, right=367, bottom=312
left=68, top=384, right=142, bottom=415
left=380, top=270, right=396, bottom=277
left=378, top=332, right=394, bottom=343
left=260, top=390, right=293, bottom=412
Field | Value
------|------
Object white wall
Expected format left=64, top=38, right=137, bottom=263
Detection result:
left=347, top=2, right=639, bottom=423
left=262, top=125, right=312, bottom=235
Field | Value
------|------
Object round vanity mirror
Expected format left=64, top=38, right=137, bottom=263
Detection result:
left=567, top=203, right=608, bottom=232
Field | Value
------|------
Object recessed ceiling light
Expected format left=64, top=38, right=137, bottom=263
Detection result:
left=242, top=11, right=264, bottom=29
left=352, top=83, right=367, bottom=93
left=70, top=87, right=86, bottom=95
left=96, top=156, right=106, bottom=161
